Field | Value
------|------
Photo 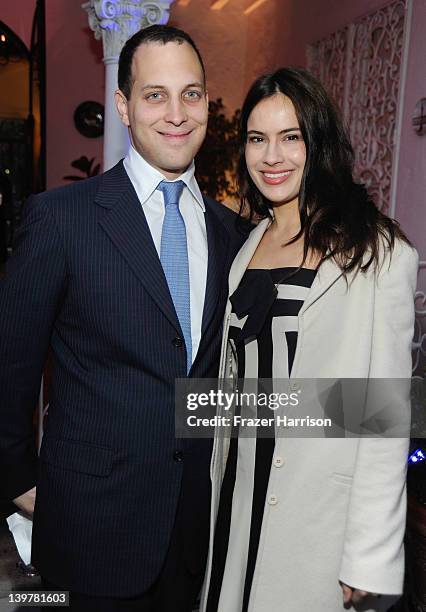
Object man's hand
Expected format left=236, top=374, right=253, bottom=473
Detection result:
left=341, top=583, right=379, bottom=607
left=13, top=486, right=36, bottom=516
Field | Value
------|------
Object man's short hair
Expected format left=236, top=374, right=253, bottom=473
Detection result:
left=118, top=24, right=206, bottom=99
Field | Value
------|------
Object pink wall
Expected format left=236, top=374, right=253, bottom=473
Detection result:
left=171, top=0, right=248, bottom=119
left=171, top=0, right=392, bottom=116
left=44, top=1, right=104, bottom=187
left=1, top=0, right=34, bottom=49
left=2, top=0, right=104, bottom=188
left=393, top=0, right=426, bottom=259
left=393, top=0, right=426, bottom=344
left=172, top=0, right=390, bottom=108
left=274, top=0, right=389, bottom=66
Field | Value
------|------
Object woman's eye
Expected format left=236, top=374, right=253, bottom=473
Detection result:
left=248, top=136, right=264, bottom=143
left=285, top=133, right=301, bottom=141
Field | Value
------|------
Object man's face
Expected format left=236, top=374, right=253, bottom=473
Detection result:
left=115, top=41, right=208, bottom=180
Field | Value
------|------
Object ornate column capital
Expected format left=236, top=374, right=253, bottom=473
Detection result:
left=83, top=0, right=175, bottom=62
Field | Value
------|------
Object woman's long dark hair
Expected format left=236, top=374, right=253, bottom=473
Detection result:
left=238, top=67, right=409, bottom=272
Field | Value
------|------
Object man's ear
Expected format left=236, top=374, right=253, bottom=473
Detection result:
left=115, top=89, right=130, bottom=127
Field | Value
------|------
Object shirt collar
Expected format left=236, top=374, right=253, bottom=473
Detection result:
left=124, top=144, right=205, bottom=212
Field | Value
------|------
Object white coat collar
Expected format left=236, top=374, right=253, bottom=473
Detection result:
left=228, top=216, right=344, bottom=314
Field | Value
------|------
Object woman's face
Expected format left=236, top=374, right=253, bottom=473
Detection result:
left=245, top=93, right=306, bottom=207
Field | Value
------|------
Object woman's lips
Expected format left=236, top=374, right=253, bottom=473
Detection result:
left=260, top=170, right=293, bottom=185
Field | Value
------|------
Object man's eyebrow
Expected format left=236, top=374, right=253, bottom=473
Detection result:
left=247, top=127, right=301, bottom=135
left=141, top=82, right=204, bottom=91
left=141, top=85, right=167, bottom=91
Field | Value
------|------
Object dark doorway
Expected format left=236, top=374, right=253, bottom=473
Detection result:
left=0, top=0, right=46, bottom=262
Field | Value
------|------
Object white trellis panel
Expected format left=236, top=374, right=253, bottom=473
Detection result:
left=307, top=0, right=406, bottom=214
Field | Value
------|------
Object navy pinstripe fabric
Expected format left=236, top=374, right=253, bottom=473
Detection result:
left=0, top=161, right=248, bottom=597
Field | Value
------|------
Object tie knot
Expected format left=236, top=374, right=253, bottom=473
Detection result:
left=157, top=180, right=185, bottom=207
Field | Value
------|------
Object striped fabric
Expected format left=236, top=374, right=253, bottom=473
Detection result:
left=207, top=267, right=316, bottom=612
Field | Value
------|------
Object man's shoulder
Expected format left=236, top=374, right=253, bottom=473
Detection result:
left=36, top=174, right=102, bottom=207
left=203, top=195, right=251, bottom=237
left=34, top=161, right=127, bottom=211
left=203, top=194, right=235, bottom=217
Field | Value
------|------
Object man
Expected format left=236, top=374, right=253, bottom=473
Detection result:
left=0, top=171, right=12, bottom=265
left=0, top=26, right=247, bottom=611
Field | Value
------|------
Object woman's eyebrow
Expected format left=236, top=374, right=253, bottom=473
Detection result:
left=247, top=127, right=300, bottom=135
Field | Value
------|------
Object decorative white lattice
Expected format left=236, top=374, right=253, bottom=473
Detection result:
left=307, top=0, right=406, bottom=213
left=306, top=28, right=348, bottom=112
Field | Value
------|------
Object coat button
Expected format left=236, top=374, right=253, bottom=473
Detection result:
left=172, top=337, right=183, bottom=348
left=267, top=494, right=278, bottom=505
left=173, top=450, right=184, bottom=462
left=273, top=456, right=284, bottom=468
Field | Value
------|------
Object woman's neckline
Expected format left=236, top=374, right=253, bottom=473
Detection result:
left=246, top=266, right=317, bottom=272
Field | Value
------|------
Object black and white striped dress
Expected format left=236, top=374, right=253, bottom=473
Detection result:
left=207, top=267, right=316, bottom=612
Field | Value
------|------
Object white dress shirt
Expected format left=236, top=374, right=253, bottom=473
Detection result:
left=123, top=145, right=208, bottom=365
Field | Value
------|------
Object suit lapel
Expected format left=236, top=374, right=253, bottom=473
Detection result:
left=200, top=202, right=229, bottom=336
left=95, top=162, right=181, bottom=333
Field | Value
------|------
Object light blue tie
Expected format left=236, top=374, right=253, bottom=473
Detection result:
left=157, top=180, right=192, bottom=373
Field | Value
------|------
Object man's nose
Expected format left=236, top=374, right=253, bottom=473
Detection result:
left=164, top=97, right=188, bottom=125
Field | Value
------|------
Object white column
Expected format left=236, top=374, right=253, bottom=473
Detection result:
left=104, top=58, right=125, bottom=171
left=83, top=0, right=175, bottom=171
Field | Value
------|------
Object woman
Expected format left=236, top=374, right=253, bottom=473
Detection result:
left=201, top=68, right=418, bottom=612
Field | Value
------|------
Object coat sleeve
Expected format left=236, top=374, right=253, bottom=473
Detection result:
left=339, top=240, right=418, bottom=594
left=0, top=195, right=67, bottom=501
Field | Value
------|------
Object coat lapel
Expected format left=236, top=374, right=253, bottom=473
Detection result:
left=200, top=201, right=229, bottom=336
left=299, top=257, right=343, bottom=315
left=228, top=217, right=271, bottom=296
left=95, top=161, right=181, bottom=333
left=227, top=215, right=343, bottom=310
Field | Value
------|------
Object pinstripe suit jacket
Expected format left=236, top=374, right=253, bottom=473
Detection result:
left=0, top=160, right=248, bottom=596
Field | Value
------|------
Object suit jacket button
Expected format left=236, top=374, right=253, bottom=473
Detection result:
left=173, top=450, right=184, bottom=462
left=172, top=337, right=183, bottom=348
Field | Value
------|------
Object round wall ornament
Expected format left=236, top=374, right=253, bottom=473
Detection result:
left=74, top=101, right=104, bottom=138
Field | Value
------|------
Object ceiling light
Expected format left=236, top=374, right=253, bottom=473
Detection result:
left=244, top=0, right=269, bottom=15
left=211, top=0, right=231, bottom=10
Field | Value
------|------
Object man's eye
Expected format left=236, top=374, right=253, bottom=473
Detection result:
left=146, top=92, right=164, bottom=100
left=184, top=91, right=202, bottom=100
